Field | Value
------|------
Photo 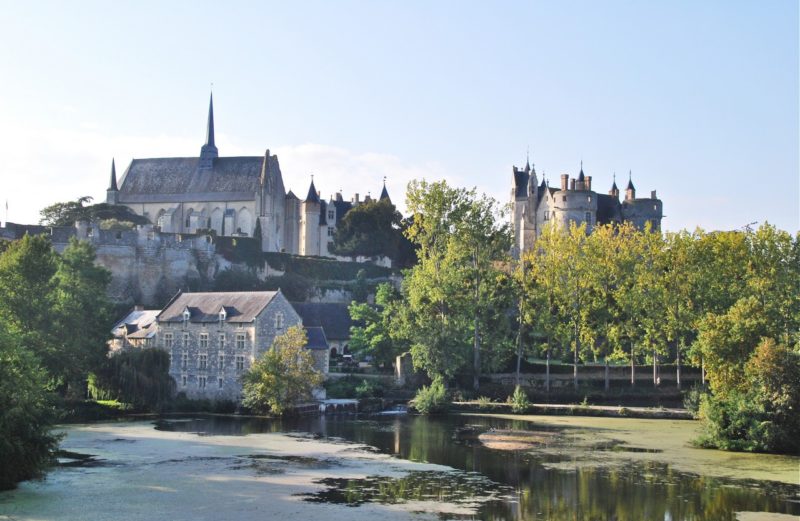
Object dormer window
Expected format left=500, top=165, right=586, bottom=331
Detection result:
left=219, top=308, right=227, bottom=322
left=182, top=308, right=191, bottom=323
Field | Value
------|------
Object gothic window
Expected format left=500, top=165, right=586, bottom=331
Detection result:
left=200, top=333, right=209, bottom=348
left=236, top=333, right=246, bottom=349
left=275, top=312, right=284, bottom=330
left=198, top=353, right=207, bottom=370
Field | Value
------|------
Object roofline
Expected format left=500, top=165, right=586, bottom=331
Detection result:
left=156, top=289, right=184, bottom=321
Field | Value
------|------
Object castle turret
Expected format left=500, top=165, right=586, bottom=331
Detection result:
left=625, top=171, right=636, bottom=201
left=609, top=174, right=619, bottom=199
left=300, top=177, right=321, bottom=255
left=379, top=178, right=391, bottom=203
left=106, top=159, right=119, bottom=204
left=199, top=93, right=218, bottom=169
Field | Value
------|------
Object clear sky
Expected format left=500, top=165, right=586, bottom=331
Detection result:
left=0, top=0, right=797, bottom=232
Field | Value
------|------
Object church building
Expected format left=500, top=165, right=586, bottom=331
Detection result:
left=106, top=94, right=390, bottom=257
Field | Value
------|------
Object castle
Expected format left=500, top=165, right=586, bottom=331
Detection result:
left=106, top=94, right=391, bottom=257
left=511, top=159, right=663, bottom=257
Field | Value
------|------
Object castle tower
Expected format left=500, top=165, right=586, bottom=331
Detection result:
left=106, top=158, right=119, bottom=204
left=300, top=177, right=321, bottom=255
left=625, top=171, right=636, bottom=201
left=379, top=178, right=391, bottom=203
left=609, top=174, right=620, bottom=199
left=199, top=93, right=218, bottom=169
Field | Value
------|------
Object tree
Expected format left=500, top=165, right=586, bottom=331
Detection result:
left=399, top=180, right=512, bottom=385
left=0, top=324, right=60, bottom=491
left=51, top=238, right=113, bottom=394
left=348, top=283, right=405, bottom=369
left=330, top=199, right=407, bottom=262
left=241, top=326, right=324, bottom=416
left=39, top=197, right=149, bottom=227
left=88, top=349, right=175, bottom=410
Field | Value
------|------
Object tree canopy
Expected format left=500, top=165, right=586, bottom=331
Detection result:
left=39, top=197, right=149, bottom=227
left=330, top=199, right=414, bottom=266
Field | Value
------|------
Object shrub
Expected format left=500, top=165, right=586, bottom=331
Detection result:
left=509, top=385, right=530, bottom=414
left=477, top=396, right=493, bottom=409
left=412, top=376, right=448, bottom=414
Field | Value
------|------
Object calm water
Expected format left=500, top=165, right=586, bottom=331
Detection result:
left=154, top=414, right=800, bottom=520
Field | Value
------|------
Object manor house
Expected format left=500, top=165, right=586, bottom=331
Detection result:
left=105, top=94, right=391, bottom=257
left=511, top=159, right=663, bottom=257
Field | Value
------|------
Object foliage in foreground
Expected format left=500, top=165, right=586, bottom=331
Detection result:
left=696, top=339, right=800, bottom=454
left=241, top=326, right=324, bottom=416
left=39, top=196, right=149, bottom=227
left=0, top=326, right=60, bottom=491
left=88, top=348, right=175, bottom=410
left=509, top=385, right=530, bottom=413
left=412, top=376, right=448, bottom=414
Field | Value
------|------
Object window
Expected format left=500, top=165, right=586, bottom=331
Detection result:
left=218, top=377, right=224, bottom=388
left=274, top=312, right=284, bottom=330
left=327, top=210, right=334, bottom=221
left=200, top=333, right=208, bottom=348
left=169, top=351, right=173, bottom=365
left=544, top=212, right=549, bottom=221
left=181, top=351, right=189, bottom=369
left=327, top=226, right=334, bottom=237
left=182, top=332, right=190, bottom=347
left=236, top=333, right=246, bottom=349
left=198, top=376, right=207, bottom=389
left=237, top=323, right=244, bottom=329
left=562, top=196, right=567, bottom=202
left=585, top=212, right=592, bottom=223
left=218, top=353, right=225, bottom=368
left=181, top=374, right=187, bottom=387
left=199, top=353, right=208, bottom=370
left=235, top=355, right=245, bottom=372
left=164, top=333, right=174, bottom=348
left=219, top=333, right=226, bottom=348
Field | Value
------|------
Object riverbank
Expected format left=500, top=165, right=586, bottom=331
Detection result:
left=460, top=412, right=800, bottom=486
left=452, top=400, right=693, bottom=419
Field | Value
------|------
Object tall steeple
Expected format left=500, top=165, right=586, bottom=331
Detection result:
left=106, top=158, right=119, bottom=204
left=199, top=92, right=219, bottom=167
left=379, top=176, right=391, bottom=202
left=108, top=158, right=118, bottom=191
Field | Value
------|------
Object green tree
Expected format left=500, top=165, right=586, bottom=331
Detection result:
left=399, top=180, right=512, bottom=385
left=0, top=324, right=60, bottom=490
left=51, top=238, right=113, bottom=394
left=39, top=197, right=149, bottom=227
left=241, top=326, right=324, bottom=416
left=330, top=199, right=408, bottom=262
left=348, top=283, right=405, bottom=369
left=88, top=349, right=175, bottom=410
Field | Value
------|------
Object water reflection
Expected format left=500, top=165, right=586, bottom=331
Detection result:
left=154, top=414, right=799, bottom=520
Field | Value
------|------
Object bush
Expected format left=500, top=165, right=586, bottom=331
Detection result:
left=324, top=376, right=387, bottom=399
left=477, top=396, right=493, bottom=409
left=509, top=386, right=530, bottom=414
left=683, top=385, right=705, bottom=418
left=412, top=376, right=448, bottom=414
left=88, top=348, right=175, bottom=411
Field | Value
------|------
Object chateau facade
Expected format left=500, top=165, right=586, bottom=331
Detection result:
left=511, top=159, right=663, bottom=257
left=112, top=291, right=329, bottom=401
left=106, top=94, right=390, bottom=257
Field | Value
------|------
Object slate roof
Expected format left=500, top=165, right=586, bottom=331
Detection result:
left=332, top=199, right=353, bottom=220
left=111, top=309, right=159, bottom=339
left=291, top=302, right=352, bottom=340
left=158, top=291, right=279, bottom=323
left=305, top=179, right=320, bottom=204
left=513, top=168, right=530, bottom=198
left=304, top=326, right=330, bottom=350
left=117, top=155, right=279, bottom=204
left=596, top=194, right=622, bottom=225
left=380, top=184, right=390, bottom=202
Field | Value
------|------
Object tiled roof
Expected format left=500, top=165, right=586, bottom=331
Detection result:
left=291, top=302, right=352, bottom=340
left=158, top=291, right=279, bottom=323
left=304, top=326, right=329, bottom=350
left=111, top=309, right=159, bottom=338
left=117, top=155, right=279, bottom=203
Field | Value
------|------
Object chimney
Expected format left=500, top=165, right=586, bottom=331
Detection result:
left=560, top=174, right=568, bottom=191
left=586, top=176, right=592, bottom=191
left=651, top=190, right=657, bottom=199
left=570, top=178, right=576, bottom=191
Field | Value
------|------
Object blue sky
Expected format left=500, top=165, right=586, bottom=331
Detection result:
left=0, top=0, right=797, bottom=232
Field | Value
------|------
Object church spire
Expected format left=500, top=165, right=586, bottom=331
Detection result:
left=108, top=158, right=118, bottom=191
left=379, top=176, right=391, bottom=202
left=199, top=92, right=219, bottom=166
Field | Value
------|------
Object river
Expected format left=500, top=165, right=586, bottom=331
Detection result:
left=0, top=414, right=797, bottom=520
